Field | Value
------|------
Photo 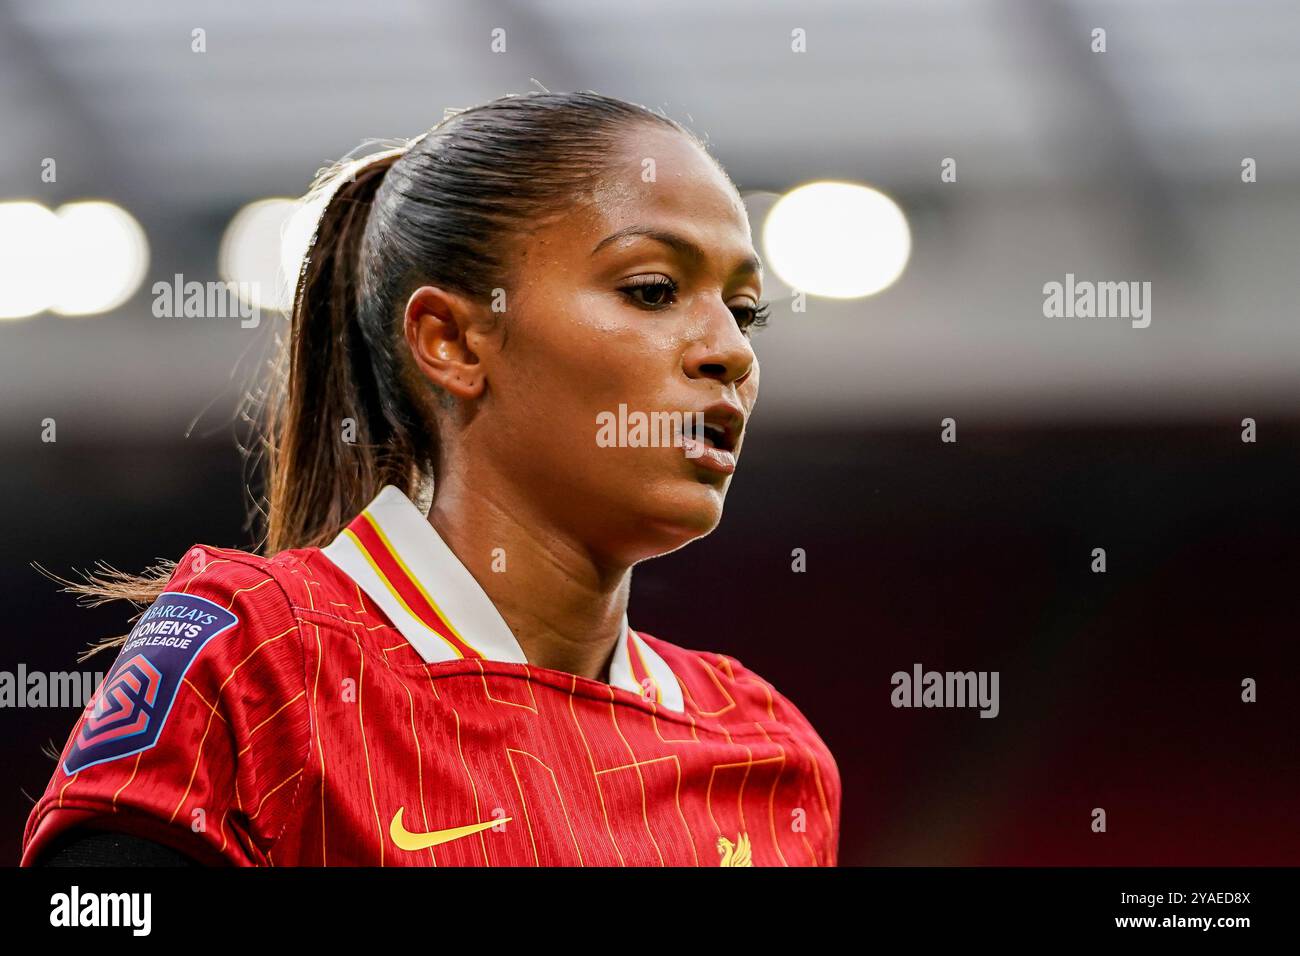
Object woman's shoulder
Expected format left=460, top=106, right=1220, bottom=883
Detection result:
left=21, top=542, right=319, bottom=867
left=122, top=542, right=311, bottom=681
left=119, top=540, right=339, bottom=676
left=155, top=542, right=301, bottom=617
left=156, top=540, right=341, bottom=618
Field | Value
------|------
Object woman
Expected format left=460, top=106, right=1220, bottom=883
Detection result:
left=22, top=91, right=840, bottom=867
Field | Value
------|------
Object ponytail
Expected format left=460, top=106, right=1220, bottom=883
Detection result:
left=263, top=144, right=432, bottom=554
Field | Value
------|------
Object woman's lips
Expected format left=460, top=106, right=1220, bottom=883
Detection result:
left=680, top=436, right=737, bottom=475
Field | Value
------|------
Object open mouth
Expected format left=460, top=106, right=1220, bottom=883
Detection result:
left=684, top=402, right=744, bottom=455
left=698, top=421, right=733, bottom=451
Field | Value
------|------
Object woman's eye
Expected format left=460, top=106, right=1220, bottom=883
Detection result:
left=732, top=302, right=771, bottom=332
left=620, top=276, right=677, bottom=309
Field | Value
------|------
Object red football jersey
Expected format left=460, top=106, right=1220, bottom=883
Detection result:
left=22, top=485, right=841, bottom=866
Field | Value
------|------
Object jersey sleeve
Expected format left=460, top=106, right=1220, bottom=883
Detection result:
left=21, top=546, right=310, bottom=866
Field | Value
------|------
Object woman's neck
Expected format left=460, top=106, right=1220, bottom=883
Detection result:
left=427, top=474, right=632, bottom=683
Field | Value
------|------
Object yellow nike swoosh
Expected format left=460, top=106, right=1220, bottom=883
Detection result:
left=389, top=806, right=510, bottom=852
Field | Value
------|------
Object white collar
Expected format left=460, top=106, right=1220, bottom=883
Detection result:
left=320, top=484, right=684, bottom=711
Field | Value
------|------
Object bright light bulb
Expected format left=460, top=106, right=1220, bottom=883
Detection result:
left=0, top=202, right=60, bottom=319
left=51, top=201, right=149, bottom=316
left=763, top=181, right=911, bottom=299
left=219, top=198, right=299, bottom=313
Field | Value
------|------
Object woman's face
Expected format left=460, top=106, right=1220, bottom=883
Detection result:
left=453, top=125, right=762, bottom=566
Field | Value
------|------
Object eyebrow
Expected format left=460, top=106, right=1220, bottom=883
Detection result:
left=591, top=225, right=763, bottom=280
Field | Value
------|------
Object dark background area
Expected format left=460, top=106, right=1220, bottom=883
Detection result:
left=7, top=418, right=1296, bottom=865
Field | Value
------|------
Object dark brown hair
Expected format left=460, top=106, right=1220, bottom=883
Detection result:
left=60, top=91, right=705, bottom=651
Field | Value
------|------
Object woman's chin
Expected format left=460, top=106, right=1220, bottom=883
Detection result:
left=625, top=488, right=725, bottom=559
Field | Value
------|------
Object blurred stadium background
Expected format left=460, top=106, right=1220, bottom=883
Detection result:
left=2, top=0, right=1297, bottom=865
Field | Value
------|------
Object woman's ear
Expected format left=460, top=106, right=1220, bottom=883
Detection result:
left=403, top=285, right=488, bottom=400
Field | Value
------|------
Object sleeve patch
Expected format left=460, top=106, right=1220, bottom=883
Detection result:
left=63, top=592, right=238, bottom=774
